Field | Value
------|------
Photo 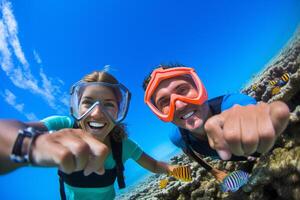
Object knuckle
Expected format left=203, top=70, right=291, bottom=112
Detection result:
left=273, top=101, right=290, bottom=120
left=231, top=104, right=242, bottom=112
left=100, top=145, right=109, bottom=155
left=93, top=142, right=109, bottom=157
left=259, top=127, right=275, bottom=141
left=204, top=118, right=216, bottom=132
left=242, top=136, right=258, bottom=148
left=57, top=149, right=73, bottom=163
left=73, top=142, right=90, bottom=154
left=58, top=128, right=73, bottom=135
left=223, top=130, right=240, bottom=144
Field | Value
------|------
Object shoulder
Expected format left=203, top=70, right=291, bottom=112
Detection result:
left=221, top=93, right=257, bottom=111
left=122, top=138, right=138, bottom=148
left=122, top=138, right=143, bottom=161
left=169, top=127, right=185, bottom=149
left=41, top=115, right=75, bottom=131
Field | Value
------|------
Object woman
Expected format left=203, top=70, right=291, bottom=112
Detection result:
left=35, top=70, right=181, bottom=199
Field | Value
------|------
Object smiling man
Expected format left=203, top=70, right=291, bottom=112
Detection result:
left=143, top=65, right=290, bottom=161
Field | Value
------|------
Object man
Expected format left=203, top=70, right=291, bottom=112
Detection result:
left=143, top=65, right=290, bottom=160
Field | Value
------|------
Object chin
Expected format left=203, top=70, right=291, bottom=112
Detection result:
left=86, top=128, right=109, bottom=139
left=183, top=119, right=204, bottom=132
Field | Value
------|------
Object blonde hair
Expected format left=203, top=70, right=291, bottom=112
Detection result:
left=80, top=71, right=128, bottom=142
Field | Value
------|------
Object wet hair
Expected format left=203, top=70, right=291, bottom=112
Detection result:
left=142, top=63, right=187, bottom=91
left=80, top=71, right=128, bottom=142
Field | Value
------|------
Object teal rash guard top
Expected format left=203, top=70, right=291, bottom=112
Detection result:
left=41, top=116, right=143, bottom=200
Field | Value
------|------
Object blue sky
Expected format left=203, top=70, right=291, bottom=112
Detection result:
left=0, top=0, right=299, bottom=199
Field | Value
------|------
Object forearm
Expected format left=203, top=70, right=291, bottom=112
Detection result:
left=152, top=161, right=171, bottom=174
left=0, top=120, right=28, bottom=174
left=0, top=120, right=47, bottom=174
left=137, top=153, right=172, bottom=174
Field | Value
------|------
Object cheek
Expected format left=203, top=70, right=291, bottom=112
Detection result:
left=79, top=120, right=88, bottom=130
left=188, top=89, right=199, bottom=98
left=79, top=107, right=86, bottom=115
left=161, top=107, right=170, bottom=114
left=106, top=107, right=118, bottom=118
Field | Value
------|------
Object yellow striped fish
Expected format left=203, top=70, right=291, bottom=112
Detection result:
left=271, top=86, right=281, bottom=95
left=281, top=73, right=290, bottom=82
left=251, top=84, right=257, bottom=91
left=269, top=80, right=277, bottom=86
left=159, top=179, right=169, bottom=189
left=169, top=166, right=192, bottom=182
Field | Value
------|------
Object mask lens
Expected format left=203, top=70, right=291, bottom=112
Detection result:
left=151, top=74, right=199, bottom=115
left=70, top=82, right=130, bottom=123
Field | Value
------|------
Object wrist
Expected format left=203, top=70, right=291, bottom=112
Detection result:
left=21, top=137, right=31, bottom=158
left=10, top=127, right=45, bottom=164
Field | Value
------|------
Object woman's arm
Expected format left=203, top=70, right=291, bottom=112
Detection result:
left=0, top=119, right=109, bottom=176
left=136, top=152, right=175, bottom=174
left=0, top=120, right=47, bottom=174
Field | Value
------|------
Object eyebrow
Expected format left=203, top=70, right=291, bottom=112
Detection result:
left=156, top=83, right=189, bottom=105
left=81, top=96, right=116, bottom=102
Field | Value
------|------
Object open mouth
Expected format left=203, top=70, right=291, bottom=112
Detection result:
left=88, top=121, right=106, bottom=129
left=181, top=110, right=196, bottom=120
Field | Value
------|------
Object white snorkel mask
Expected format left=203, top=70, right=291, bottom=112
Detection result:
left=70, top=81, right=131, bottom=125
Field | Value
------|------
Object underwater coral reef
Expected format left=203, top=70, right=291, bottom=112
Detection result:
left=118, top=27, right=300, bottom=200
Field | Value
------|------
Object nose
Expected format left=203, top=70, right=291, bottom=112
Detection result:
left=175, top=100, right=188, bottom=111
left=90, top=104, right=104, bottom=118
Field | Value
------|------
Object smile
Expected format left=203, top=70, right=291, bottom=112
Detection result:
left=182, top=111, right=195, bottom=120
left=88, top=122, right=105, bottom=129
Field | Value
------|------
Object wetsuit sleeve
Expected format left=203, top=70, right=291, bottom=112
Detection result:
left=41, top=115, right=75, bottom=131
left=221, top=93, right=257, bottom=111
left=123, top=138, right=143, bottom=161
left=169, top=128, right=187, bottom=150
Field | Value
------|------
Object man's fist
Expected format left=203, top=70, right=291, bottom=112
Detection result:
left=204, top=101, right=289, bottom=160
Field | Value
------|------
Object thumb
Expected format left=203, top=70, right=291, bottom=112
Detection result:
left=216, top=149, right=232, bottom=161
left=205, top=115, right=231, bottom=160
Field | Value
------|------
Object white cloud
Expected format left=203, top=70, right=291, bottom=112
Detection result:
left=33, top=50, right=42, bottom=64
left=24, top=112, right=38, bottom=121
left=2, top=0, right=29, bottom=69
left=2, top=89, right=38, bottom=120
left=3, top=89, right=24, bottom=112
left=0, top=1, right=68, bottom=117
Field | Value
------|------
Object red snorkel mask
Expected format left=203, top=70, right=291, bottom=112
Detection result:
left=144, top=67, right=208, bottom=122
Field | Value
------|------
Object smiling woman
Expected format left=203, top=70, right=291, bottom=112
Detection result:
left=69, top=71, right=131, bottom=142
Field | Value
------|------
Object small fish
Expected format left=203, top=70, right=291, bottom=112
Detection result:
left=277, top=73, right=290, bottom=87
left=281, top=73, right=290, bottom=82
left=169, top=166, right=192, bottom=182
left=159, top=179, right=169, bottom=189
left=269, top=80, right=278, bottom=86
left=271, top=86, right=281, bottom=95
left=220, top=170, right=249, bottom=192
left=251, top=84, right=257, bottom=91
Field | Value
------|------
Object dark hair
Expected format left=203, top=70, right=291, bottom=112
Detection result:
left=142, top=63, right=187, bottom=91
left=80, top=71, right=128, bottom=142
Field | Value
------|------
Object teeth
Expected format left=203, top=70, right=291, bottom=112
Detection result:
left=182, top=111, right=195, bottom=120
left=88, top=122, right=105, bottom=128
